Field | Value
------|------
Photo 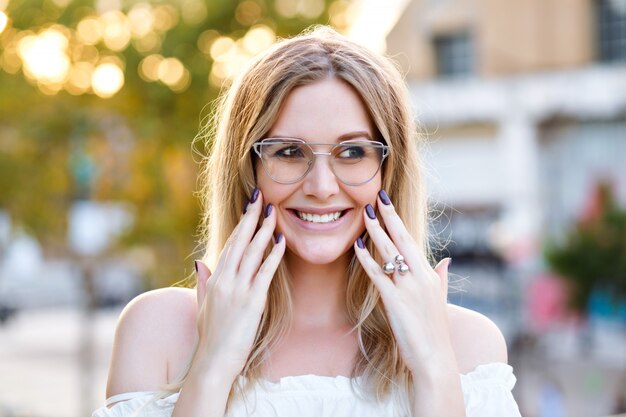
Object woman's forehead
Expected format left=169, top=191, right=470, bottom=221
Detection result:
left=267, top=78, right=375, bottom=142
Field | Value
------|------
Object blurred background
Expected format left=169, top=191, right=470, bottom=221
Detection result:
left=0, top=0, right=624, bottom=416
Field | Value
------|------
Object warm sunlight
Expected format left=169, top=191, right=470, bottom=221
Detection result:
left=91, top=62, right=124, bottom=97
left=17, top=28, right=70, bottom=86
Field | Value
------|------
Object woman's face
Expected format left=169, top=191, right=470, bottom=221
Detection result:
left=255, top=77, right=382, bottom=265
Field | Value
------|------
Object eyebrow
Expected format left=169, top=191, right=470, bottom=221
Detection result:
left=268, top=131, right=374, bottom=142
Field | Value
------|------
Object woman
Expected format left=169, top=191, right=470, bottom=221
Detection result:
left=94, top=26, right=521, bottom=417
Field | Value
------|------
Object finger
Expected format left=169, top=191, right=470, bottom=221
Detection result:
left=237, top=203, right=278, bottom=284
left=376, top=191, right=428, bottom=270
left=195, top=260, right=212, bottom=308
left=221, top=189, right=264, bottom=276
left=362, top=204, right=405, bottom=272
left=434, top=257, right=451, bottom=301
left=353, top=238, right=396, bottom=297
left=250, top=233, right=286, bottom=297
left=213, top=220, right=242, bottom=277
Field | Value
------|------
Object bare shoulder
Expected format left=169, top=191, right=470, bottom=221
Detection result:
left=106, top=287, right=197, bottom=398
left=446, top=303, right=508, bottom=374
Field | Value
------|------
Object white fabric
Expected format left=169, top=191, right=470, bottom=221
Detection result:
left=93, top=362, right=522, bottom=417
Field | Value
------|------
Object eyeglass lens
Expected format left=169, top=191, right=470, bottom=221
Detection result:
left=257, top=140, right=386, bottom=185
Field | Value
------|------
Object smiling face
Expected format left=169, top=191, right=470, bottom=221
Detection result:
left=255, top=77, right=382, bottom=266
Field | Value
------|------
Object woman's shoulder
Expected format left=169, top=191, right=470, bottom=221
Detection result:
left=106, top=287, right=197, bottom=397
left=121, top=286, right=197, bottom=319
left=115, top=287, right=197, bottom=343
left=446, top=303, right=508, bottom=374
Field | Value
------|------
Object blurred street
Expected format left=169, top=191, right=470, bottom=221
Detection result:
left=0, top=307, right=120, bottom=417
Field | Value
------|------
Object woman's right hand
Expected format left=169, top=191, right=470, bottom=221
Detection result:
left=191, top=188, right=285, bottom=383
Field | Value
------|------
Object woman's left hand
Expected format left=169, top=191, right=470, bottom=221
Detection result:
left=354, top=190, right=456, bottom=375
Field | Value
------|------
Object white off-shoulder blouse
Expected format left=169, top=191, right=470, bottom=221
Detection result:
left=93, top=362, right=522, bottom=417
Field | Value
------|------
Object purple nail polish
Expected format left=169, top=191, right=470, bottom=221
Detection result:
left=356, top=237, right=365, bottom=249
left=264, top=203, right=273, bottom=218
left=275, top=232, right=283, bottom=243
left=365, top=204, right=376, bottom=220
left=242, top=200, right=249, bottom=214
left=250, top=187, right=259, bottom=204
left=378, top=189, right=391, bottom=205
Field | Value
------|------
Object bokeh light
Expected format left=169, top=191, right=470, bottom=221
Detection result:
left=152, top=5, right=178, bottom=32
left=181, top=0, right=206, bottom=25
left=128, top=3, right=154, bottom=38
left=210, top=36, right=235, bottom=62
left=91, top=62, right=124, bottom=98
left=76, top=17, right=102, bottom=45
left=207, top=25, right=276, bottom=87
left=66, top=61, right=95, bottom=95
left=197, top=29, right=219, bottom=55
left=157, top=57, right=186, bottom=87
left=17, top=28, right=71, bottom=86
left=137, top=54, right=190, bottom=92
left=139, top=54, right=163, bottom=82
left=275, top=0, right=324, bottom=20
left=96, top=0, right=122, bottom=13
left=235, top=0, right=263, bottom=26
left=100, top=11, right=131, bottom=51
left=242, top=24, right=275, bottom=54
left=0, top=10, right=8, bottom=34
left=132, top=30, right=161, bottom=53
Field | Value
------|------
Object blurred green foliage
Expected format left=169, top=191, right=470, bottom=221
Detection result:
left=545, top=182, right=626, bottom=313
left=0, top=0, right=342, bottom=286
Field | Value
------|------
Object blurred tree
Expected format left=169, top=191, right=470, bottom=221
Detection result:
left=544, top=181, right=626, bottom=314
left=0, top=0, right=346, bottom=286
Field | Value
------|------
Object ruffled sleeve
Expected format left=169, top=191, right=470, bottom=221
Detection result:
left=460, top=363, right=522, bottom=417
left=92, top=391, right=178, bottom=417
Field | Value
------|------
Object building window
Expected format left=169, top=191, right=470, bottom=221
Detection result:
left=597, top=0, right=626, bottom=62
left=434, top=32, right=474, bottom=77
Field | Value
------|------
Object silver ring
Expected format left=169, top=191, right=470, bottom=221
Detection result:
left=397, top=262, right=409, bottom=274
left=394, top=254, right=405, bottom=264
left=382, top=261, right=395, bottom=275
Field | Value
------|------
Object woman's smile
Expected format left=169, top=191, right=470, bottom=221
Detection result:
left=286, top=207, right=353, bottom=231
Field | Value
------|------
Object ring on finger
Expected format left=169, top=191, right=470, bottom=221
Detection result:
left=397, top=262, right=410, bottom=274
left=394, top=254, right=410, bottom=275
left=382, top=261, right=395, bottom=275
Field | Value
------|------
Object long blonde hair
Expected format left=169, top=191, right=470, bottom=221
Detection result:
left=179, top=25, right=428, bottom=411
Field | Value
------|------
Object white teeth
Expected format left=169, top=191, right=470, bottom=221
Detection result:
left=296, top=210, right=342, bottom=223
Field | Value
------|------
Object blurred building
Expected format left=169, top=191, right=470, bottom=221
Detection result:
left=386, top=0, right=626, bottom=311
left=385, top=1, right=626, bottom=415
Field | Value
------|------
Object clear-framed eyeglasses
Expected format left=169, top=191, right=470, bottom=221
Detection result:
left=252, top=138, right=390, bottom=186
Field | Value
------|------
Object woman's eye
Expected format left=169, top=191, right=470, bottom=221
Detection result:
left=276, top=145, right=305, bottom=158
left=337, top=146, right=365, bottom=159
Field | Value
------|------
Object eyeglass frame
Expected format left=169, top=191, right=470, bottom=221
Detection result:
left=251, top=137, right=390, bottom=186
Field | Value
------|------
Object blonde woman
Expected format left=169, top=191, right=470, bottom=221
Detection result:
left=93, top=26, right=522, bottom=417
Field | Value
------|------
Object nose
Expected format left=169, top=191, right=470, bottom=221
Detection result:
left=301, top=154, right=340, bottom=200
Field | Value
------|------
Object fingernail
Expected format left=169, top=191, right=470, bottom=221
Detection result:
left=356, top=237, right=365, bottom=249
left=378, top=189, right=391, bottom=205
left=264, top=203, right=273, bottom=218
left=447, top=257, right=452, bottom=267
left=242, top=200, right=249, bottom=214
left=250, top=187, right=260, bottom=204
left=194, top=260, right=199, bottom=273
left=365, top=204, right=376, bottom=220
left=275, top=232, right=283, bottom=243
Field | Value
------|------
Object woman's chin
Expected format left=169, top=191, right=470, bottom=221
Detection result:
left=286, top=240, right=353, bottom=265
